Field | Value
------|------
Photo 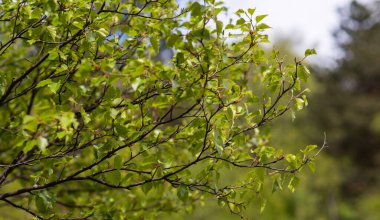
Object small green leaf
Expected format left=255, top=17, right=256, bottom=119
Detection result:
left=47, top=81, right=61, bottom=94
left=298, top=65, right=311, bottom=82
left=256, top=14, right=268, bottom=23
left=177, top=184, right=189, bottom=202
left=46, top=26, right=57, bottom=40
left=176, top=52, right=184, bottom=65
left=288, top=176, right=300, bottom=192
left=191, top=2, right=202, bottom=16
left=58, top=112, right=78, bottom=130
left=295, top=98, right=305, bottom=111
left=72, top=21, right=83, bottom=29
left=27, top=39, right=36, bottom=45
left=114, top=155, right=123, bottom=169
left=256, top=23, right=271, bottom=30
left=272, top=178, right=282, bottom=193
left=150, top=37, right=159, bottom=53
left=23, top=140, right=37, bottom=154
left=304, top=145, right=318, bottom=154
left=115, top=124, right=128, bottom=138
left=214, top=129, right=224, bottom=154
left=35, top=191, right=55, bottom=213
left=236, top=18, right=245, bottom=25
left=235, top=9, right=244, bottom=16
left=56, top=131, right=66, bottom=139
left=248, top=8, right=256, bottom=15
left=105, top=170, right=121, bottom=185
left=36, top=79, right=53, bottom=88
left=226, top=106, right=234, bottom=120
left=304, top=48, right=317, bottom=57
left=285, top=154, right=298, bottom=168
left=216, top=20, right=223, bottom=36
left=35, top=196, right=46, bottom=213
left=308, top=161, right=316, bottom=173
left=96, top=28, right=109, bottom=39
left=23, top=115, right=38, bottom=132
left=142, top=182, right=153, bottom=194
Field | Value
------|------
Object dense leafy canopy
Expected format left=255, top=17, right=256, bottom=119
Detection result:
left=0, top=0, right=318, bottom=219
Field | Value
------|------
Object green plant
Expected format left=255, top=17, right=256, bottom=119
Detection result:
left=0, top=0, right=319, bottom=219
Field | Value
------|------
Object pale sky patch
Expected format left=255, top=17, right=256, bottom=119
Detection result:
left=222, top=0, right=354, bottom=65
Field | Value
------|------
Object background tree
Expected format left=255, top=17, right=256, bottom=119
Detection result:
left=306, top=1, right=380, bottom=218
left=312, top=0, right=380, bottom=192
left=0, top=1, right=318, bottom=219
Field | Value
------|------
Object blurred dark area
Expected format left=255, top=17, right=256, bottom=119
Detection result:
left=266, top=1, right=380, bottom=219
left=309, top=0, right=380, bottom=197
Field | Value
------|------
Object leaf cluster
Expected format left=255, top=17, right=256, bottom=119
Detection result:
left=0, top=0, right=318, bottom=219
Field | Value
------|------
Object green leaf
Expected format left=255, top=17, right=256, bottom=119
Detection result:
left=150, top=37, right=159, bottom=53
left=191, top=2, right=202, bottom=16
left=46, top=26, right=57, bottom=40
left=115, top=124, right=128, bottom=138
left=304, top=48, right=317, bottom=57
left=23, top=140, right=37, bottom=154
left=295, top=98, right=305, bottom=111
left=288, top=176, right=300, bottom=192
left=226, top=106, right=234, bottom=120
left=177, top=184, right=189, bottom=202
left=96, top=28, right=109, bottom=39
left=272, top=178, right=282, bottom=193
left=236, top=18, right=245, bottom=25
left=304, top=145, right=318, bottom=154
left=114, top=155, right=123, bottom=169
left=285, top=154, right=298, bottom=168
left=56, top=131, right=66, bottom=139
left=298, top=65, right=311, bottom=82
left=142, top=182, right=153, bottom=194
left=214, top=129, right=224, bottom=154
left=256, top=14, right=268, bottom=23
left=36, top=79, right=53, bottom=88
left=72, top=21, right=83, bottom=29
left=235, top=9, right=245, bottom=16
left=105, top=170, right=121, bottom=185
left=35, top=191, right=55, bottom=213
left=248, top=8, right=256, bottom=16
left=216, top=20, right=223, bottom=36
left=49, top=82, right=61, bottom=94
left=58, top=112, right=78, bottom=130
left=23, top=115, right=38, bottom=132
left=176, top=52, right=185, bottom=65
left=308, top=161, right=316, bottom=173
left=256, top=23, right=271, bottom=30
